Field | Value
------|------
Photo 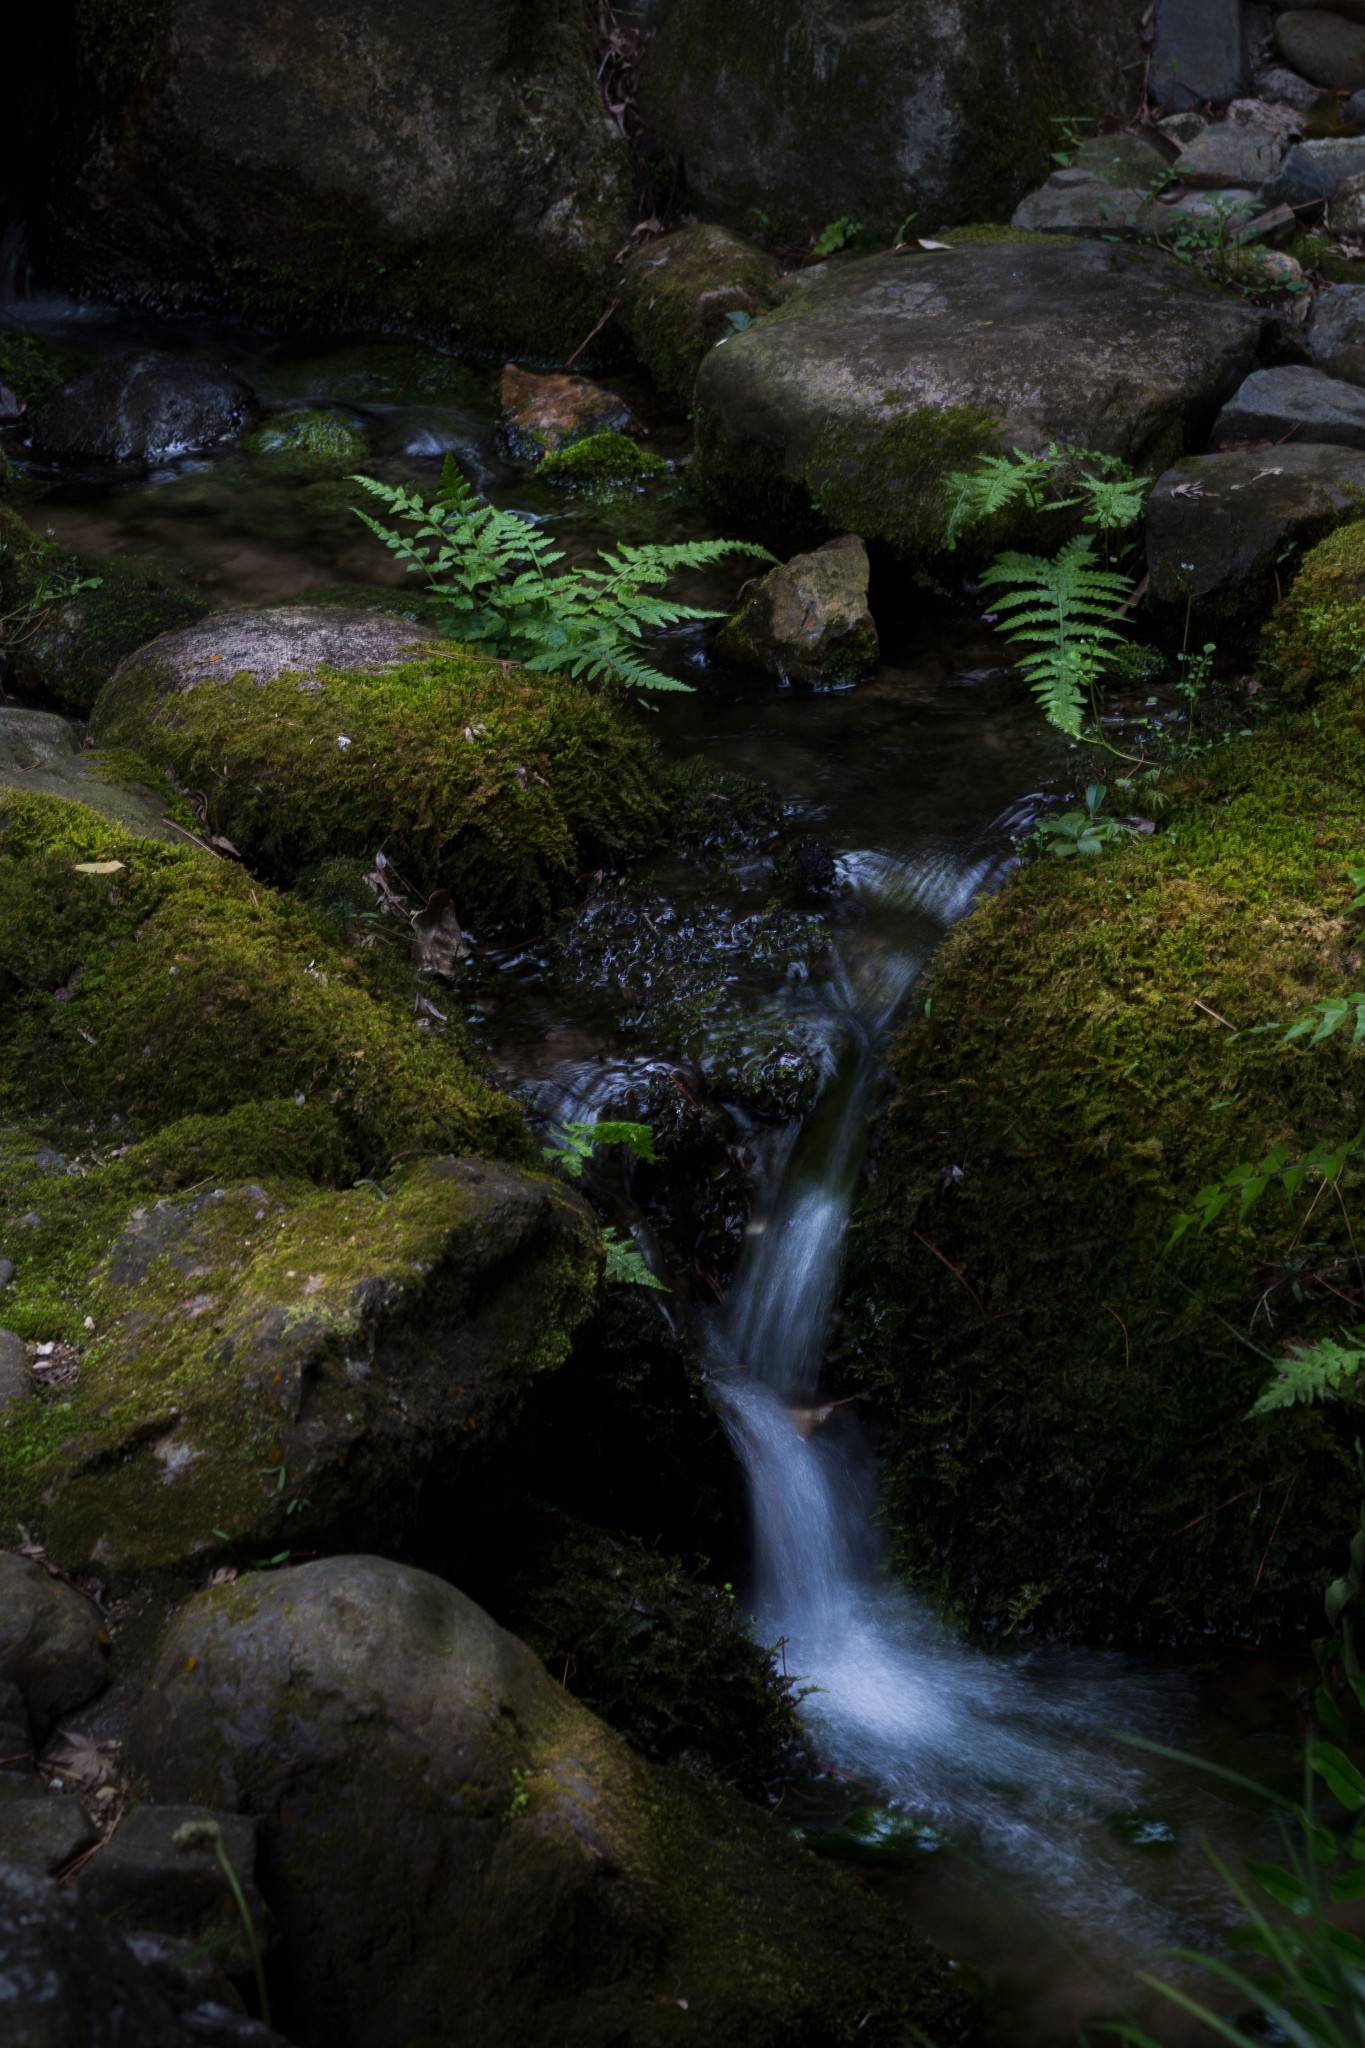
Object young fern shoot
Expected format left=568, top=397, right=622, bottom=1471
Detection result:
left=354, top=458, right=774, bottom=695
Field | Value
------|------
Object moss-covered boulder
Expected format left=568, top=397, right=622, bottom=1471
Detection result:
left=1, top=1159, right=596, bottom=1578
left=89, top=607, right=667, bottom=929
left=618, top=223, right=792, bottom=409
left=32, top=1, right=633, bottom=360
left=692, top=241, right=1265, bottom=554
left=1260, top=517, right=1365, bottom=700
left=858, top=672, right=1365, bottom=1640
left=130, top=1555, right=966, bottom=2048
left=539, top=432, right=668, bottom=485
left=241, top=408, right=370, bottom=477
left=0, top=707, right=189, bottom=844
left=0, top=505, right=205, bottom=714
left=641, top=0, right=1144, bottom=242
left=0, top=330, right=94, bottom=415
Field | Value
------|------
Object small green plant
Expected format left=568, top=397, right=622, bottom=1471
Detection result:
left=1048, top=112, right=1094, bottom=168
left=172, top=1820, right=270, bottom=2027
left=354, top=457, right=772, bottom=696
left=980, top=538, right=1135, bottom=738
left=503, top=1767, right=533, bottom=1821
left=0, top=564, right=103, bottom=648
left=602, top=1224, right=667, bottom=1291
left=811, top=216, right=863, bottom=256
left=1168, top=1132, right=1365, bottom=1249
left=540, top=1118, right=657, bottom=1179
left=1023, top=783, right=1138, bottom=857
left=1250, top=1332, right=1365, bottom=1416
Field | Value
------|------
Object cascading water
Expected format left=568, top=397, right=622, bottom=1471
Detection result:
left=706, top=831, right=1216, bottom=1945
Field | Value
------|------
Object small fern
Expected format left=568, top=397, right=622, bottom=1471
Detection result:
left=942, top=443, right=1150, bottom=552
left=1249, top=1333, right=1365, bottom=1416
left=1168, top=1132, right=1365, bottom=1248
left=354, top=458, right=773, bottom=694
left=942, top=449, right=1056, bottom=550
left=978, top=536, right=1133, bottom=736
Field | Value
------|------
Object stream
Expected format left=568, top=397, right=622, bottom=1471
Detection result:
left=2, top=294, right=1309, bottom=2044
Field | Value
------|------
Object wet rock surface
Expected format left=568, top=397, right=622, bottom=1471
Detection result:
left=716, top=533, right=878, bottom=683
left=499, top=364, right=636, bottom=457
left=0, top=709, right=187, bottom=845
left=1146, top=444, right=1365, bottom=609
left=1211, top=363, right=1365, bottom=447
left=29, top=355, right=258, bottom=469
left=693, top=240, right=1265, bottom=554
left=619, top=222, right=791, bottom=408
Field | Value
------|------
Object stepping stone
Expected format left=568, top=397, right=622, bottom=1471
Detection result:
left=1146, top=444, right=1365, bottom=610
left=1210, top=364, right=1365, bottom=449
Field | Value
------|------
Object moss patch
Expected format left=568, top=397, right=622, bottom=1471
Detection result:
left=619, top=223, right=791, bottom=409
left=91, top=647, right=669, bottom=929
left=859, top=679, right=1365, bottom=1641
left=1260, top=519, right=1365, bottom=702
left=808, top=401, right=1003, bottom=556
left=0, top=331, right=93, bottom=413
left=538, top=432, right=667, bottom=485
left=241, top=408, right=371, bottom=477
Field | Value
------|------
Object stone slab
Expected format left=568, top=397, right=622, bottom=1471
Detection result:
left=1153, top=0, right=1248, bottom=106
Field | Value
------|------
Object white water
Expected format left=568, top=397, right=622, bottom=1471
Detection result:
left=707, top=836, right=1202, bottom=1939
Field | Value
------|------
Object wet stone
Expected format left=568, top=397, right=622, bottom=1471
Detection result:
left=498, top=363, right=636, bottom=458
left=0, top=1553, right=108, bottom=1735
left=29, top=352, right=259, bottom=469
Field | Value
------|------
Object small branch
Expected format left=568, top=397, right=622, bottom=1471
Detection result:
left=563, top=298, right=621, bottom=372
left=1193, top=998, right=1237, bottom=1032
left=913, top=1231, right=983, bottom=1312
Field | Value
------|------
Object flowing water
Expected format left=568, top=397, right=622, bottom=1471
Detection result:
left=1, top=296, right=1309, bottom=2041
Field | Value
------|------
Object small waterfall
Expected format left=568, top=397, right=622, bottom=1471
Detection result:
left=708, top=837, right=1193, bottom=1932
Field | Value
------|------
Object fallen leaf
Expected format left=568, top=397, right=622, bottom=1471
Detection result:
left=412, top=889, right=471, bottom=977
left=1169, top=482, right=1206, bottom=500
left=72, top=861, right=125, bottom=875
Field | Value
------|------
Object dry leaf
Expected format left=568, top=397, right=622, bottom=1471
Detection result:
left=412, top=890, right=471, bottom=977
left=915, top=238, right=952, bottom=250
left=72, top=861, right=125, bottom=876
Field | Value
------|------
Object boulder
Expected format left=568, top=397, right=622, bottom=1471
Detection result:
left=619, top=223, right=791, bottom=408
left=639, top=0, right=1143, bottom=240
left=0, top=1554, right=107, bottom=1734
left=1254, top=62, right=1326, bottom=108
left=0, top=506, right=206, bottom=715
left=0, top=1854, right=290, bottom=2047
left=77, top=1805, right=266, bottom=1956
left=29, top=354, right=258, bottom=468
left=692, top=240, right=1266, bottom=556
left=1146, top=444, right=1365, bottom=614
left=1072, top=133, right=1173, bottom=184
left=88, top=607, right=668, bottom=928
left=1012, top=169, right=1160, bottom=236
left=1152, top=0, right=1247, bottom=106
left=1172, top=126, right=1283, bottom=185
left=1210, top=363, right=1365, bottom=447
left=8, top=1158, right=598, bottom=1578
left=498, top=364, right=635, bottom=458
left=1275, top=10, right=1365, bottom=89
left=1267, top=135, right=1365, bottom=205
left=1330, top=170, right=1365, bottom=233
left=716, top=534, right=878, bottom=683
left=1308, top=283, right=1365, bottom=383
left=129, top=1555, right=965, bottom=2048
left=0, top=708, right=188, bottom=844
left=32, top=2, right=633, bottom=361
left=0, top=1793, right=98, bottom=1874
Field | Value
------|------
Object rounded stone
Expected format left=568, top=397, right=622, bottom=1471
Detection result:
left=0, top=1554, right=107, bottom=1734
left=1275, top=11, right=1365, bottom=90
left=29, top=353, right=259, bottom=468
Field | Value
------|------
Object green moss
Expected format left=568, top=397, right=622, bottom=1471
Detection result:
left=859, top=691, right=1365, bottom=1641
left=0, top=331, right=93, bottom=412
left=619, top=224, right=791, bottom=408
left=1290, top=232, right=1365, bottom=287
left=935, top=221, right=1072, bottom=246
left=0, top=505, right=205, bottom=713
left=1260, top=520, right=1365, bottom=702
left=0, top=790, right=523, bottom=1168
left=91, top=647, right=669, bottom=929
left=808, top=401, right=1002, bottom=556
left=538, top=433, right=667, bottom=484
left=242, top=408, right=371, bottom=477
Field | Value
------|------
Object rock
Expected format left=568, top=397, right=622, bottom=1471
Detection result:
left=0, top=1854, right=290, bottom=2047
left=1253, top=61, right=1326, bottom=106
left=19, top=1160, right=598, bottom=1578
left=1351, top=86, right=1365, bottom=129
left=1173, top=125, right=1284, bottom=184
left=1158, top=111, right=1209, bottom=144
left=77, top=1805, right=266, bottom=1955
left=0, top=1261, right=12, bottom=1291
left=29, top=354, right=258, bottom=469
left=1308, top=283, right=1365, bottom=382
left=1211, top=363, right=1365, bottom=447
left=0, top=708, right=189, bottom=845
left=29, top=3, right=633, bottom=363
left=88, top=607, right=668, bottom=928
left=241, top=410, right=369, bottom=476
left=498, top=364, right=635, bottom=458
left=1275, top=9, right=1365, bottom=88
left=1146, top=444, right=1365, bottom=613
left=129, top=1556, right=964, bottom=2048
left=0, top=1794, right=98, bottom=1874
left=0, top=1554, right=107, bottom=1734
left=618, top=223, right=791, bottom=408
left=537, top=434, right=667, bottom=485
left=716, top=535, right=878, bottom=684
left=1281, top=0, right=1365, bottom=24
left=0, top=1330, right=29, bottom=1411
left=1227, top=95, right=1305, bottom=138
left=1267, top=135, right=1365, bottom=204
left=1330, top=170, right=1365, bottom=231
left=693, top=241, right=1266, bottom=558
left=640, top=0, right=1143, bottom=239
left=1153, top=0, right=1248, bottom=106
left=1072, top=133, right=1173, bottom=184
left=0, top=504, right=206, bottom=715
left=1012, top=168, right=1159, bottom=236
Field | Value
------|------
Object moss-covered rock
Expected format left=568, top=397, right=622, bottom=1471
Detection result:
left=858, top=685, right=1365, bottom=1641
left=538, top=432, right=667, bottom=485
left=89, top=607, right=668, bottom=929
left=0, top=706, right=192, bottom=844
left=0, top=505, right=205, bottom=713
left=0, top=331, right=94, bottom=414
left=716, top=533, right=878, bottom=683
left=507, top=1510, right=797, bottom=1795
left=130, top=1555, right=967, bottom=2048
left=618, top=223, right=792, bottom=409
left=241, top=408, right=370, bottom=476
left=1259, top=518, right=1365, bottom=700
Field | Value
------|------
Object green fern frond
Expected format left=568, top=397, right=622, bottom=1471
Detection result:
left=353, top=465, right=772, bottom=695
left=979, top=537, right=1134, bottom=736
left=942, top=449, right=1056, bottom=549
left=1249, top=1334, right=1365, bottom=1416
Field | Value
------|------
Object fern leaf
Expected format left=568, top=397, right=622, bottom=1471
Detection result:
left=1249, top=1334, right=1365, bottom=1416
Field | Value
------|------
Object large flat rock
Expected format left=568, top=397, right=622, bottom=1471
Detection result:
left=1146, top=444, right=1365, bottom=611
left=1211, top=364, right=1365, bottom=448
left=693, top=240, right=1266, bottom=555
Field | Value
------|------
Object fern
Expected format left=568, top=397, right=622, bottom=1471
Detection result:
left=603, top=1225, right=669, bottom=1291
left=942, top=449, right=1056, bottom=550
left=541, top=1118, right=658, bottom=1179
left=353, top=458, right=773, bottom=694
left=1280, top=996, right=1365, bottom=1051
left=942, top=443, right=1150, bottom=552
left=978, top=536, right=1133, bottom=736
left=1168, top=1132, right=1365, bottom=1248
left=1250, top=1333, right=1365, bottom=1416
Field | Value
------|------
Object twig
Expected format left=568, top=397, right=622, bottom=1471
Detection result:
left=912, top=1231, right=983, bottom=1312
left=1253, top=1481, right=1295, bottom=1593
left=1193, top=998, right=1237, bottom=1032
left=1173, top=1484, right=1261, bottom=1537
left=563, top=298, right=620, bottom=372
left=1101, top=1301, right=1131, bottom=1371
